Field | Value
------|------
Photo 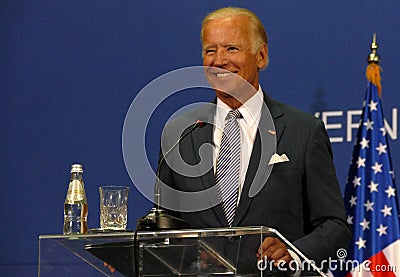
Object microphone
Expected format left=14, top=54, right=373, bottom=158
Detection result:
left=137, top=120, right=204, bottom=230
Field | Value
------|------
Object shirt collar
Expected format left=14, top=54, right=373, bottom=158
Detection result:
left=216, top=85, right=263, bottom=128
left=239, top=85, right=263, bottom=127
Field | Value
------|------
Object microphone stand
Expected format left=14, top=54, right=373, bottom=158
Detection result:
left=136, top=120, right=203, bottom=231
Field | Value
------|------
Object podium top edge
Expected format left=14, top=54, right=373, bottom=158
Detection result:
left=39, top=226, right=277, bottom=240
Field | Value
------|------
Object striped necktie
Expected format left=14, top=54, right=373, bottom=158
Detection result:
left=216, top=109, right=242, bottom=226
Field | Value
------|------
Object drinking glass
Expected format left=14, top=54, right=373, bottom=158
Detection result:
left=99, top=186, right=129, bottom=230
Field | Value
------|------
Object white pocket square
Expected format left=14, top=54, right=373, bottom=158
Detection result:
left=268, top=153, right=290, bottom=165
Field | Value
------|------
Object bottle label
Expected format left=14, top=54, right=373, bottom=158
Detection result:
left=66, top=180, right=85, bottom=202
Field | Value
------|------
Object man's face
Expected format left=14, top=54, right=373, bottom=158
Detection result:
left=202, top=15, right=267, bottom=107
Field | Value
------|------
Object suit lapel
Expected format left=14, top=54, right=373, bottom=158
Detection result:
left=233, top=93, right=286, bottom=226
left=189, top=103, right=227, bottom=226
left=191, top=122, right=215, bottom=189
left=233, top=132, right=262, bottom=226
left=265, top=94, right=286, bottom=145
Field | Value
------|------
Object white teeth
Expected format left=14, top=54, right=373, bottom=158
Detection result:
left=215, top=72, right=232, bottom=78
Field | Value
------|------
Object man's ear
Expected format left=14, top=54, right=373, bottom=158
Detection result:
left=256, top=43, right=268, bottom=69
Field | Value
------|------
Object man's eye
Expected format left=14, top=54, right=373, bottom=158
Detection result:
left=205, top=49, right=216, bottom=54
left=227, top=47, right=238, bottom=51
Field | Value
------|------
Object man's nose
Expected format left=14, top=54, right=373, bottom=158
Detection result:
left=213, top=51, right=228, bottom=67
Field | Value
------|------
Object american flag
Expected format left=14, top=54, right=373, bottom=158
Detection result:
left=342, top=64, right=400, bottom=276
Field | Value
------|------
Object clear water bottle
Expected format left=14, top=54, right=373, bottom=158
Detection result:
left=63, top=164, right=88, bottom=234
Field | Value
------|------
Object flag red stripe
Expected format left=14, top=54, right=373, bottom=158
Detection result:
left=368, top=251, right=396, bottom=277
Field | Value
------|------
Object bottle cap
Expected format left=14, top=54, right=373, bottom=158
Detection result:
left=70, top=164, right=83, bottom=173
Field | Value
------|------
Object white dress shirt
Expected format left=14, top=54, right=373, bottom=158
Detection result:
left=213, top=86, right=263, bottom=204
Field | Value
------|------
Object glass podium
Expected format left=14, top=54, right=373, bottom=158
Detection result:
left=39, top=226, right=325, bottom=276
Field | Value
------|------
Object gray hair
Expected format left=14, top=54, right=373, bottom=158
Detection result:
left=201, top=7, right=269, bottom=68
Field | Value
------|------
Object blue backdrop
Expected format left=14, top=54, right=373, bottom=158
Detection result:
left=1, top=1, right=399, bottom=275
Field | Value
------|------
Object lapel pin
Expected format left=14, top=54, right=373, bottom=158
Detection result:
left=267, top=130, right=276, bottom=135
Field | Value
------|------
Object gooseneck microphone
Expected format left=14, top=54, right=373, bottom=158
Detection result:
left=137, top=120, right=204, bottom=230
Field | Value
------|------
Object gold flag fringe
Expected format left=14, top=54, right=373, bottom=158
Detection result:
left=366, top=63, right=382, bottom=97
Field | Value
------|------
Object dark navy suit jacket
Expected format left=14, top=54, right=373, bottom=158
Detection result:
left=157, top=93, right=351, bottom=270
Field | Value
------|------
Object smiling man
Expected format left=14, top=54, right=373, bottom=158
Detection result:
left=202, top=10, right=268, bottom=109
left=156, top=7, right=351, bottom=276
